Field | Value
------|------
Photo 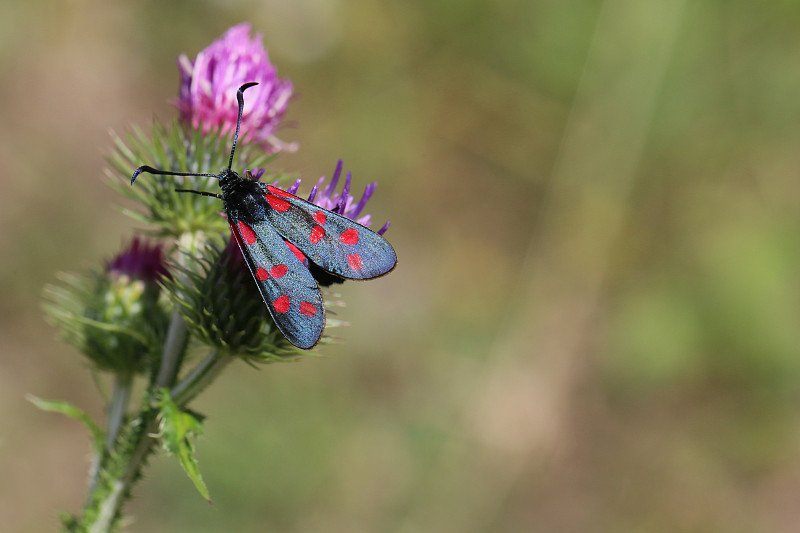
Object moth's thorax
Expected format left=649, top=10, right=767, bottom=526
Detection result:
left=219, top=168, right=268, bottom=223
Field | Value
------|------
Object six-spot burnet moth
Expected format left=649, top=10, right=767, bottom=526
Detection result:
left=130, top=82, right=397, bottom=349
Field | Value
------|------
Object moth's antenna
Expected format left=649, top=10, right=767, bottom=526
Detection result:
left=130, top=166, right=221, bottom=186
left=228, top=82, right=259, bottom=171
left=130, top=82, right=259, bottom=187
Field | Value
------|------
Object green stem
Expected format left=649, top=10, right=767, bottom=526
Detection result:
left=155, top=310, right=188, bottom=387
left=77, top=350, right=233, bottom=532
left=171, top=350, right=233, bottom=407
left=154, top=231, right=202, bottom=388
left=106, top=373, right=133, bottom=450
left=77, top=306, right=187, bottom=531
left=83, top=372, right=134, bottom=508
left=85, top=414, right=160, bottom=533
left=76, top=347, right=234, bottom=531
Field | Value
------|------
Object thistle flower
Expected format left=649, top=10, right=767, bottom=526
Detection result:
left=177, top=23, right=296, bottom=152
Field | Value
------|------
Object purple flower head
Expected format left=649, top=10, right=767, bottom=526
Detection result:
left=270, top=160, right=391, bottom=235
left=177, top=23, right=296, bottom=152
left=107, top=237, right=170, bottom=282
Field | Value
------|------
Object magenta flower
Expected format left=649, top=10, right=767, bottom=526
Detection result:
left=107, top=237, right=170, bottom=282
left=177, top=23, right=296, bottom=152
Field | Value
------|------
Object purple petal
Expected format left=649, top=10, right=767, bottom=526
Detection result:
left=335, top=172, right=351, bottom=213
left=287, top=178, right=302, bottom=195
left=348, top=182, right=376, bottom=219
left=308, top=185, right=319, bottom=203
left=323, top=159, right=343, bottom=198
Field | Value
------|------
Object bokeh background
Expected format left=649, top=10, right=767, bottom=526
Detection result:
left=3, top=0, right=800, bottom=531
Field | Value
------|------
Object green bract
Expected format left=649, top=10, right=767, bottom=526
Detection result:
left=107, top=119, right=277, bottom=236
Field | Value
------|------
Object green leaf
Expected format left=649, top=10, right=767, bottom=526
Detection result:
left=155, top=389, right=211, bottom=502
left=27, top=395, right=105, bottom=452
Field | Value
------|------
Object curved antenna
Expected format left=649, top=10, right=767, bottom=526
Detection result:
left=130, top=165, right=222, bottom=186
left=228, top=82, right=259, bottom=171
left=130, top=82, right=259, bottom=186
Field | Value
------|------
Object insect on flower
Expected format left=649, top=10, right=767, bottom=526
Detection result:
left=131, top=83, right=397, bottom=349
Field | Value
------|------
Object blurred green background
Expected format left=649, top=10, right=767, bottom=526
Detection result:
left=3, top=0, right=800, bottom=531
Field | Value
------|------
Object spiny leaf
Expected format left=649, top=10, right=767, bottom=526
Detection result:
left=155, top=389, right=211, bottom=502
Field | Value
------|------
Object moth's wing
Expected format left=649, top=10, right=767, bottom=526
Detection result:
left=230, top=219, right=325, bottom=349
left=260, top=185, right=397, bottom=280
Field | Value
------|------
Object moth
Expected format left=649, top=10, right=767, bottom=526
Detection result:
left=131, top=82, right=397, bottom=348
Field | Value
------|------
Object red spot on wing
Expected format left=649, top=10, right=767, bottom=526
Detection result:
left=310, top=225, right=325, bottom=244
left=347, top=253, right=363, bottom=271
left=273, top=295, right=290, bottom=313
left=270, top=264, right=288, bottom=278
left=300, top=302, right=317, bottom=316
left=238, top=221, right=257, bottom=245
left=256, top=267, right=269, bottom=280
left=266, top=194, right=291, bottom=212
left=266, top=185, right=298, bottom=199
left=285, top=241, right=306, bottom=262
left=314, top=211, right=327, bottom=225
left=340, top=228, right=359, bottom=245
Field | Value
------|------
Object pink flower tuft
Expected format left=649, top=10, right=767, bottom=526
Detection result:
left=177, top=23, right=296, bottom=152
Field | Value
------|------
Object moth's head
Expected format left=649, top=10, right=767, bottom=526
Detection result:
left=218, top=167, right=240, bottom=185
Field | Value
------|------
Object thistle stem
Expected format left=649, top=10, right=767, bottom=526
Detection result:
left=154, top=231, right=200, bottom=388
left=106, top=372, right=133, bottom=450
left=155, top=310, right=189, bottom=387
left=171, top=350, right=233, bottom=407
left=84, top=414, right=161, bottom=533
left=83, top=372, right=134, bottom=508
left=78, top=350, right=233, bottom=532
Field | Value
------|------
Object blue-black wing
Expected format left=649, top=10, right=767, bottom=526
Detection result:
left=230, top=219, right=325, bottom=349
left=259, top=185, right=397, bottom=280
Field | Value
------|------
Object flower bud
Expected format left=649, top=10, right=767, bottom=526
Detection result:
left=44, top=238, right=171, bottom=374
